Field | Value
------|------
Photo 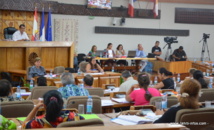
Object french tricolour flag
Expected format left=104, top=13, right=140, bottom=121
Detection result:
left=128, top=0, right=137, bottom=17
left=39, top=8, right=45, bottom=41
left=153, top=0, right=158, bottom=18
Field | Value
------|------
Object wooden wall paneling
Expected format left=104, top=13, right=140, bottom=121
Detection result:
left=0, top=48, right=7, bottom=72
left=109, top=76, right=120, bottom=87
left=93, top=77, right=99, bottom=87
left=6, top=48, right=25, bottom=71
left=55, top=48, right=69, bottom=68
left=41, top=48, right=56, bottom=69
left=25, top=47, right=42, bottom=67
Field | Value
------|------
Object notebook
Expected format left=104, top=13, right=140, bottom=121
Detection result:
left=127, top=51, right=136, bottom=58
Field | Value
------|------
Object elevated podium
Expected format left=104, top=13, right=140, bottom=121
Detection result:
left=0, top=41, right=74, bottom=72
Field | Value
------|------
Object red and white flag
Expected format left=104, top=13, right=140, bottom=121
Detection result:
left=128, top=0, right=136, bottom=17
left=32, top=7, right=38, bottom=41
left=153, top=0, right=158, bottom=18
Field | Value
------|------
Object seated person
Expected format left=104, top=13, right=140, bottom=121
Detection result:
left=185, top=68, right=197, bottom=79
left=88, top=45, right=98, bottom=57
left=0, top=79, right=14, bottom=102
left=153, top=67, right=174, bottom=90
left=83, top=74, right=94, bottom=88
left=28, top=57, right=46, bottom=80
left=135, top=44, right=147, bottom=72
left=172, top=46, right=187, bottom=61
left=116, top=44, right=127, bottom=66
left=103, top=43, right=116, bottom=66
left=119, top=70, right=138, bottom=93
left=151, top=41, right=164, bottom=61
left=12, top=24, right=29, bottom=41
left=58, top=72, right=89, bottom=99
left=193, top=70, right=208, bottom=88
left=23, top=90, right=85, bottom=128
left=37, top=76, right=47, bottom=86
left=154, top=79, right=201, bottom=123
left=79, top=57, right=103, bottom=73
left=126, top=72, right=161, bottom=106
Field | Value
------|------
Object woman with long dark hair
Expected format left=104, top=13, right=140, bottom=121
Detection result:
left=153, top=67, right=174, bottom=89
left=193, top=70, right=208, bottom=88
left=103, top=43, right=116, bottom=66
left=116, top=44, right=127, bottom=66
left=126, top=72, right=161, bottom=106
left=23, top=90, right=84, bottom=128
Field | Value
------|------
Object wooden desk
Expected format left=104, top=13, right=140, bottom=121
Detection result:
left=151, top=60, right=192, bottom=74
left=0, top=41, right=74, bottom=72
left=192, top=62, right=212, bottom=72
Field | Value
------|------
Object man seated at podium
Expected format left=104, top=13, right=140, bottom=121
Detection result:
left=172, top=46, right=187, bottom=61
left=151, top=41, right=164, bottom=61
left=12, top=24, right=29, bottom=41
left=28, top=57, right=46, bottom=80
left=135, top=44, right=147, bottom=72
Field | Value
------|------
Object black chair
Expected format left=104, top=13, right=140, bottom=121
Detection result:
left=65, top=68, right=76, bottom=73
left=77, top=53, right=86, bottom=64
left=4, top=27, right=17, bottom=39
left=0, top=72, right=20, bottom=87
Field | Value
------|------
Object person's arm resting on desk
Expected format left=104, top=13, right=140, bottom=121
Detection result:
left=153, top=82, right=164, bottom=89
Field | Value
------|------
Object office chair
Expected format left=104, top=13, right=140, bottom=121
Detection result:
left=4, top=27, right=17, bottom=39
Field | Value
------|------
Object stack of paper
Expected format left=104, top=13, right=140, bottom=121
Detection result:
left=111, top=115, right=152, bottom=125
left=101, top=100, right=113, bottom=106
left=111, top=98, right=129, bottom=103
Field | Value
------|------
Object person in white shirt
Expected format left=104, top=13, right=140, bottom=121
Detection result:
left=119, top=70, right=138, bottom=93
left=12, top=24, right=29, bottom=41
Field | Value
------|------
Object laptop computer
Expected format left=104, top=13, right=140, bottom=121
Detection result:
left=127, top=51, right=136, bottom=58
left=147, top=53, right=156, bottom=58
left=96, top=50, right=104, bottom=57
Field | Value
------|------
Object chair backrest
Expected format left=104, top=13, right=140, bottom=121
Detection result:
left=66, top=96, right=102, bottom=114
left=1, top=100, right=34, bottom=118
left=77, top=53, right=86, bottom=63
left=130, top=105, right=156, bottom=112
left=57, top=119, right=104, bottom=128
left=175, top=108, right=214, bottom=130
left=86, top=88, right=104, bottom=97
left=53, top=66, right=65, bottom=74
left=150, top=96, right=178, bottom=108
left=27, top=86, right=58, bottom=100
left=26, top=66, right=32, bottom=80
left=1, top=72, right=12, bottom=82
left=4, top=27, right=17, bottom=39
left=199, top=89, right=214, bottom=102
left=65, top=67, right=76, bottom=73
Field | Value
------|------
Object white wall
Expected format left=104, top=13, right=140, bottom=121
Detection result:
left=52, top=1, right=214, bottom=61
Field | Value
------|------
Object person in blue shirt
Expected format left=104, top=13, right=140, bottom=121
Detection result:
left=135, top=44, right=147, bottom=72
left=58, top=72, right=89, bottom=99
left=28, top=57, right=46, bottom=80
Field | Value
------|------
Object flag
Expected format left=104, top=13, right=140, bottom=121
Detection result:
left=128, top=0, right=137, bottom=17
left=153, top=0, right=158, bottom=18
left=39, top=7, right=45, bottom=41
left=32, top=7, right=38, bottom=41
left=46, top=7, right=52, bottom=41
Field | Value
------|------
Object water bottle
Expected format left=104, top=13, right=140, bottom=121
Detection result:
left=112, top=66, right=114, bottom=72
left=50, top=70, right=53, bottom=78
left=206, top=69, right=210, bottom=77
left=86, top=96, right=93, bottom=114
left=77, top=69, right=81, bottom=75
left=99, top=53, right=102, bottom=58
left=177, top=74, right=180, bottom=82
left=30, top=80, right=34, bottom=91
left=162, top=94, right=167, bottom=109
left=16, top=85, right=22, bottom=100
left=154, top=76, right=158, bottom=85
left=193, top=58, right=197, bottom=63
left=209, top=78, right=213, bottom=89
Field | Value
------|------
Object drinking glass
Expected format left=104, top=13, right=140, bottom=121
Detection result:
left=78, top=104, right=85, bottom=114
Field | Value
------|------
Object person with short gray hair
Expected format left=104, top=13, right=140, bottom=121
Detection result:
left=58, top=72, right=89, bottom=99
left=119, top=70, right=138, bottom=93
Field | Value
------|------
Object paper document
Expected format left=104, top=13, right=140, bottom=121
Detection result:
left=111, top=115, right=152, bottom=125
left=111, top=98, right=129, bottom=103
left=101, top=100, right=113, bottom=106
